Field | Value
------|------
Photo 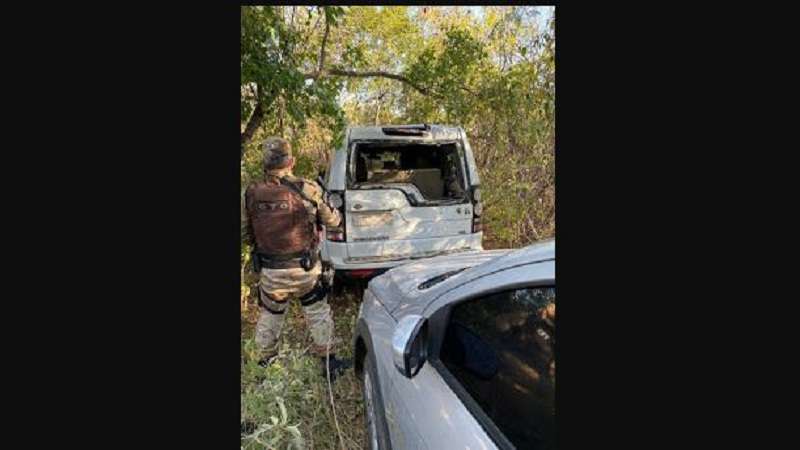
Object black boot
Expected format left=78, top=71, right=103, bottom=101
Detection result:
left=320, top=354, right=352, bottom=383
left=257, top=351, right=278, bottom=368
left=257, top=357, right=274, bottom=368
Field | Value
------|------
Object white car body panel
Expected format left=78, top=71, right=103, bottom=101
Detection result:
left=345, top=190, right=472, bottom=241
left=322, top=234, right=483, bottom=269
left=321, top=125, right=483, bottom=271
left=360, top=286, right=493, bottom=450
left=358, top=242, right=556, bottom=450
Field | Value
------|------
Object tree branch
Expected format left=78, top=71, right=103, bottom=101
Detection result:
left=302, top=6, right=441, bottom=98
left=306, top=68, right=438, bottom=97
left=460, top=85, right=477, bottom=96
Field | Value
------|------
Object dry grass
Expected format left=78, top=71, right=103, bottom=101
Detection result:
left=241, top=285, right=367, bottom=450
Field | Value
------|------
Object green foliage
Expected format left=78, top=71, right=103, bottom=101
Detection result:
left=394, top=7, right=555, bottom=246
left=242, top=3, right=554, bottom=284
left=241, top=6, right=346, bottom=150
left=403, top=28, right=487, bottom=121
left=241, top=294, right=365, bottom=449
left=241, top=7, right=555, bottom=444
left=241, top=4, right=555, bottom=267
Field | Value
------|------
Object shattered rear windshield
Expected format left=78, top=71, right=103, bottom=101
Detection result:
left=350, top=141, right=467, bottom=203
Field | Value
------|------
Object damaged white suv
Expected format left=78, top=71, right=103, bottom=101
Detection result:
left=320, top=124, right=484, bottom=281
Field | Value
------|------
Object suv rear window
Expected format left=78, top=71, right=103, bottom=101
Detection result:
left=350, top=142, right=466, bottom=202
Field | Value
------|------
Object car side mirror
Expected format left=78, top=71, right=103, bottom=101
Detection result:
left=392, top=314, right=428, bottom=378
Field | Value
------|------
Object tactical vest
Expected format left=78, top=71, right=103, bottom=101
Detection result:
left=246, top=179, right=317, bottom=256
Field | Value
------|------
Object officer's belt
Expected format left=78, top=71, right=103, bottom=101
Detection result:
left=258, top=252, right=318, bottom=270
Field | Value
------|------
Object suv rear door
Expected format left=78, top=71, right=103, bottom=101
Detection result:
left=344, top=138, right=476, bottom=263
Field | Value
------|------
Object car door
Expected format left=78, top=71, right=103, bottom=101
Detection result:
left=385, top=260, right=555, bottom=449
left=433, top=284, right=556, bottom=449
left=343, top=140, right=475, bottom=264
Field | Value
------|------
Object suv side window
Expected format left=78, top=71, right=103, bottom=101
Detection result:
left=440, top=287, right=556, bottom=450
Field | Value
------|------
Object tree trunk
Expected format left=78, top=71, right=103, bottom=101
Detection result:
left=241, top=101, right=264, bottom=158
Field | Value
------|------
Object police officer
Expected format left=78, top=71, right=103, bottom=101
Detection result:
left=244, top=137, right=351, bottom=381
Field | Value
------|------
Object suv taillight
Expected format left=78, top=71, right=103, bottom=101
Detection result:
left=326, top=190, right=346, bottom=242
left=472, top=216, right=483, bottom=233
left=471, top=186, right=483, bottom=233
left=327, top=228, right=345, bottom=242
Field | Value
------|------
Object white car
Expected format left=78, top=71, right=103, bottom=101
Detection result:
left=354, top=240, right=556, bottom=449
left=320, top=124, right=484, bottom=281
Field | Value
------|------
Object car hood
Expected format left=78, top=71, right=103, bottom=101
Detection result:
left=367, top=249, right=511, bottom=316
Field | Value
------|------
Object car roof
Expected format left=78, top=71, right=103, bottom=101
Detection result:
left=379, top=240, right=555, bottom=319
left=347, top=124, right=463, bottom=142
left=465, top=239, right=554, bottom=277
left=426, top=239, right=555, bottom=299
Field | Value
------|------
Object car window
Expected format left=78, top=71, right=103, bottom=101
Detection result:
left=440, top=287, right=555, bottom=450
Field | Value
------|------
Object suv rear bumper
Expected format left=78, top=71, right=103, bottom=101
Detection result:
left=321, top=233, right=483, bottom=271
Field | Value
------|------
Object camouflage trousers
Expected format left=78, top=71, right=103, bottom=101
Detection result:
left=255, top=261, right=336, bottom=358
